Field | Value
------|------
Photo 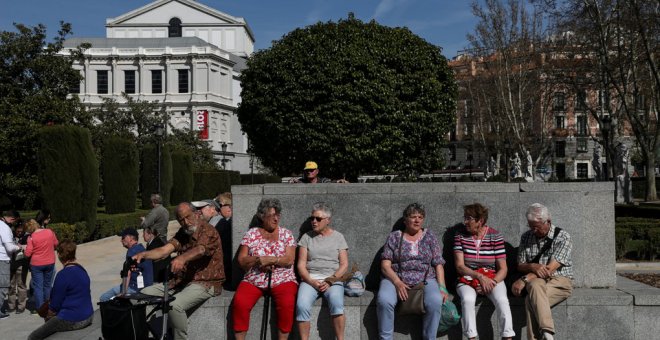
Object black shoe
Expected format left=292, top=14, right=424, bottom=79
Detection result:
left=0, top=312, right=9, bottom=320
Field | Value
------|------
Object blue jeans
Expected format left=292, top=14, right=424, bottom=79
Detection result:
left=376, top=278, right=443, bottom=340
left=99, top=285, right=137, bottom=302
left=31, top=264, right=55, bottom=310
left=295, top=281, right=345, bottom=321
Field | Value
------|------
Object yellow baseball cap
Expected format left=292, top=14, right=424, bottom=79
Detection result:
left=304, top=161, right=318, bottom=170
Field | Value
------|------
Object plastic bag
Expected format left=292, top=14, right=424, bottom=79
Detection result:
left=438, top=298, right=460, bottom=333
left=343, top=268, right=365, bottom=297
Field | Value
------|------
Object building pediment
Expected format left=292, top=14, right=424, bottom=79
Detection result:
left=106, top=0, right=253, bottom=40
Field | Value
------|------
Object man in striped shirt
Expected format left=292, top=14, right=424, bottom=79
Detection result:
left=512, top=203, right=573, bottom=340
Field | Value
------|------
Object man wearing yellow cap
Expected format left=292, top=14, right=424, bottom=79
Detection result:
left=289, top=161, right=348, bottom=183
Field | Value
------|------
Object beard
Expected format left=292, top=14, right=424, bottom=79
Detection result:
left=184, top=225, right=198, bottom=235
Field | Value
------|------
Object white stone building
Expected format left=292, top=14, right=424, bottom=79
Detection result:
left=60, top=0, right=256, bottom=172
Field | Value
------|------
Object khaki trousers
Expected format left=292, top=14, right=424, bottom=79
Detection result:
left=141, top=283, right=215, bottom=340
left=524, top=276, right=573, bottom=340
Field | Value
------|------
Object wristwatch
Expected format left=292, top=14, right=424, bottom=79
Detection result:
left=521, top=276, right=529, bottom=284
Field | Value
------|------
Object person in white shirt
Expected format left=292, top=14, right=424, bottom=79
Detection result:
left=1, top=210, right=22, bottom=320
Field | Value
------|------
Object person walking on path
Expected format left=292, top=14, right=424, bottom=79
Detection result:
left=8, top=221, right=29, bottom=314
left=0, top=210, right=22, bottom=319
left=25, top=219, right=58, bottom=314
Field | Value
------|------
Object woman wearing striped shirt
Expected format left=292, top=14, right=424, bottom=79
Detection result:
left=454, top=203, right=514, bottom=340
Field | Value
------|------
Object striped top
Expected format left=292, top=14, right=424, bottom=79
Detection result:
left=453, top=225, right=506, bottom=270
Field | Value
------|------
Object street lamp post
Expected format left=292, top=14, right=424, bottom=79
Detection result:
left=467, top=145, right=473, bottom=180
left=221, top=142, right=228, bottom=170
left=154, top=123, right=165, bottom=194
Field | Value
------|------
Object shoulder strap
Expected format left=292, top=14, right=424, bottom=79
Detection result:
left=64, top=262, right=87, bottom=274
left=530, top=227, right=562, bottom=264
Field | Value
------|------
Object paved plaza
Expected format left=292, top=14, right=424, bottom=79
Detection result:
left=2, top=221, right=181, bottom=340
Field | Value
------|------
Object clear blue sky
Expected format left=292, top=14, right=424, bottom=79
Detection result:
left=1, top=0, right=478, bottom=58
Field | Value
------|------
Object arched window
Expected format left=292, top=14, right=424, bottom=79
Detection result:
left=168, top=18, right=182, bottom=37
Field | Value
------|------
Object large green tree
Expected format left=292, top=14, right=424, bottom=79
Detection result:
left=0, top=22, right=90, bottom=209
left=237, top=15, right=457, bottom=179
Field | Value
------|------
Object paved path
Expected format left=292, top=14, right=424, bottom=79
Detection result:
left=1, top=221, right=180, bottom=340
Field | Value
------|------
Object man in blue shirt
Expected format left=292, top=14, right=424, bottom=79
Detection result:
left=99, top=228, right=153, bottom=301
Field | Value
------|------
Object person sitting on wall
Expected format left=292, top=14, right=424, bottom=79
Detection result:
left=511, top=203, right=573, bottom=340
left=143, top=227, right=170, bottom=283
left=134, top=202, right=225, bottom=340
left=288, top=161, right=348, bottom=183
left=99, top=228, right=153, bottom=302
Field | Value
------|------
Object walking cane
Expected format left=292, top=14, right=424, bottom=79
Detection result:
left=260, top=271, right=273, bottom=340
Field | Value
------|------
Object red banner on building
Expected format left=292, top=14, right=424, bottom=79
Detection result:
left=196, top=110, right=209, bottom=140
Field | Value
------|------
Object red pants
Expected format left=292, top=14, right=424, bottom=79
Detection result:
left=232, top=281, right=298, bottom=333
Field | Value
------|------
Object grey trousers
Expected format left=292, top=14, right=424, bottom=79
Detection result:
left=0, top=260, right=10, bottom=311
left=27, top=315, right=94, bottom=340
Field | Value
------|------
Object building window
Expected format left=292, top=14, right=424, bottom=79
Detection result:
left=575, top=90, right=587, bottom=112
left=577, top=138, right=588, bottom=153
left=178, top=69, right=188, bottom=93
left=576, top=163, right=588, bottom=179
left=124, top=70, right=135, bottom=94
left=97, top=70, right=108, bottom=94
left=555, top=163, right=566, bottom=180
left=168, top=18, right=182, bottom=38
left=553, top=92, right=565, bottom=112
left=576, top=115, right=588, bottom=136
left=555, top=141, right=566, bottom=158
left=151, top=70, right=162, bottom=94
left=555, top=115, right=565, bottom=129
left=69, top=78, right=81, bottom=94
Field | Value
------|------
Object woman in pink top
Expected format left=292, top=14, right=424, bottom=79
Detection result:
left=233, top=198, right=298, bottom=340
left=24, top=219, right=59, bottom=311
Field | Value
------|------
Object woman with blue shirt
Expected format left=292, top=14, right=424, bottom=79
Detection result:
left=28, top=240, right=93, bottom=340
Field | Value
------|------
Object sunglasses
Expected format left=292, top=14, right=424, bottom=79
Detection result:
left=310, top=216, right=328, bottom=222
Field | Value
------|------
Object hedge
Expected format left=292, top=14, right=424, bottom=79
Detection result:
left=37, top=126, right=98, bottom=233
left=140, top=144, right=173, bottom=208
left=240, top=174, right=281, bottom=185
left=170, top=151, right=193, bottom=205
left=615, top=217, right=660, bottom=260
left=102, top=136, right=139, bottom=213
left=192, top=170, right=241, bottom=200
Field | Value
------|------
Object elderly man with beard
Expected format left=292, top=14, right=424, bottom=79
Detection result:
left=134, top=202, right=225, bottom=340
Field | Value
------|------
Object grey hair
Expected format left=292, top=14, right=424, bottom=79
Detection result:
left=151, top=194, right=162, bottom=205
left=312, top=202, right=332, bottom=218
left=526, top=203, right=550, bottom=223
left=256, top=198, right=282, bottom=219
left=403, top=203, right=426, bottom=218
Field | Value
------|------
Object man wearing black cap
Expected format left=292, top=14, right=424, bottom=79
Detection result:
left=99, top=228, right=153, bottom=302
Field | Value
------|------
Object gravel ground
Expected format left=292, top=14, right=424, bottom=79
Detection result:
left=619, top=273, right=660, bottom=288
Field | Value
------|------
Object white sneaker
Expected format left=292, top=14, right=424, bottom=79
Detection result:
left=542, top=331, right=554, bottom=340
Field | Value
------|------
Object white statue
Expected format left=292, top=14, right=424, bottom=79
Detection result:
left=592, top=144, right=602, bottom=180
left=525, top=150, right=533, bottom=178
left=614, top=142, right=632, bottom=203
left=489, top=156, right=497, bottom=178
left=512, top=152, right=522, bottom=178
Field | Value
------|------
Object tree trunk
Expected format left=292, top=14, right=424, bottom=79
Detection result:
left=645, top=154, right=658, bottom=201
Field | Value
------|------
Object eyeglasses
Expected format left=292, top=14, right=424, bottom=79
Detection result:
left=463, top=216, right=476, bottom=222
left=311, top=216, right=327, bottom=222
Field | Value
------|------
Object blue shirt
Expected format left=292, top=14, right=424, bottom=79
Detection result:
left=127, top=243, right=153, bottom=290
left=50, top=264, right=94, bottom=322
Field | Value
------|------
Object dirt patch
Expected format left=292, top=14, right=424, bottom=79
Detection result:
left=620, top=273, right=660, bottom=288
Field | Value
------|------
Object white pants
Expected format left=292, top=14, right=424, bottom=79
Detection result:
left=457, top=282, right=515, bottom=338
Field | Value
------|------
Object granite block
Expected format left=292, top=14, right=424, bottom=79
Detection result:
left=567, top=288, right=632, bottom=305
left=188, top=305, right=227, bottom=339
left=566, top=305, right=634, bottom=340
left=519, top=182, right=613, bottom=192
left=326, top=183, right=392, bottom=194
left=264, top=184, right=329, bottom=195
left=634, top=306, right=660, bottom=340
left=455, top=182, right=520, bottom=193
left=389, top=183, right=455, bottom=194
left=232, top=185, right=264, bottom=195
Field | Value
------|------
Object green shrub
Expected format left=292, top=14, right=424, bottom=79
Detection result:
left=140, top=144, right=173, bottom=208
left=649, top=228, right=660, bottom=261
left=170, top=151, right=193, bottom=205
left=102, top=136, right=139, bottom=213
left=193, top=171, right=232, bottom=199
left=49, top=222, right=89, bottom=244
left=37, top=126, right=98, bottom=234
left=624, top=239, right=650, bottom=259
left=615, top=228, right=633, bottom=259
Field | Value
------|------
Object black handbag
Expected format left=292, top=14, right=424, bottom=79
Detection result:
left=395, top=231, right=430, bottom=316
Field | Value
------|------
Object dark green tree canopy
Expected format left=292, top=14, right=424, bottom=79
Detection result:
left=237, top=15, right=457, bottom=179
left=0, top=22, right=90, bottom=208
